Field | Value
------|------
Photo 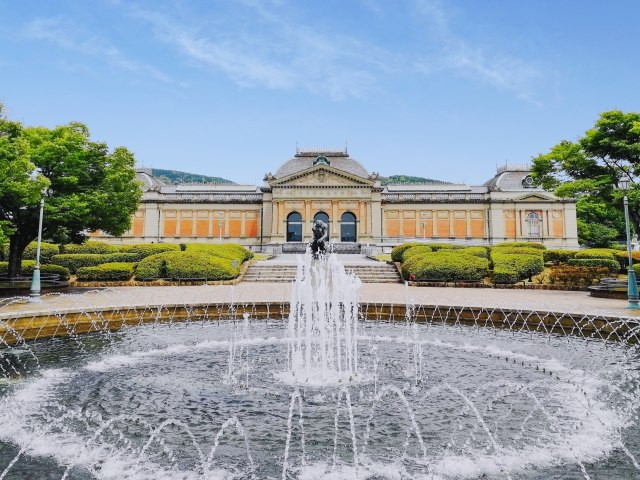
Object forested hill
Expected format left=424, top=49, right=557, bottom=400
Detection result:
left=380, top=175, right=440, bottom=185
left=150, top=169, right=439, bottom=186
left=151, top=169, right=234, bottom=184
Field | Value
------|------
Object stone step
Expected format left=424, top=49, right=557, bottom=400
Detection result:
left=243, top=261, right=401, bottom=283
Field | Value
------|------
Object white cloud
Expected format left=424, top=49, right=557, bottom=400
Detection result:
left=22, top=17, right=175, bottom=84
left=125, top=3, right=397, bottom=100
left=412, top=0, right=546, bottom=101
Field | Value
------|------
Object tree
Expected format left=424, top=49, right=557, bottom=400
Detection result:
left=532, top=110, right=640, bottom=244
left=0, top=106, right=142, bottom=277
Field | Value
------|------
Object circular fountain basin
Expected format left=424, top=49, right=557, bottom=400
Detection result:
left=1, top=318, right=639, bottom=479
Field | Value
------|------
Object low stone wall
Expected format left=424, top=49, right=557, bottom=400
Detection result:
left=1, top=301, right=637, bottom=344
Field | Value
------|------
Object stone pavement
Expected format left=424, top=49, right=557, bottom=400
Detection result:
left=1, top=282, right=638, bottom=320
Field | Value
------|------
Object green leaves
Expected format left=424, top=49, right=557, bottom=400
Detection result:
left=532, top=110, right=640, bottom=245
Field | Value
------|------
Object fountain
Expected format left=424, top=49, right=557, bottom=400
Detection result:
left=0, top=251, right=639, bottom=479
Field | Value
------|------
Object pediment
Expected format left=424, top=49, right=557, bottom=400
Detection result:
left=514, top=193, right=555, bottom=202
left=270, top=165, right=374, bottom=187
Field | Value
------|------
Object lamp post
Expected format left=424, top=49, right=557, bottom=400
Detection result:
left=218, top=212, right=224, bottom=244
left=29, top=196, right=45, bottom=301
left=619, top=174, right=640, bottom=309
left=421, top=212, right=428, bottom=241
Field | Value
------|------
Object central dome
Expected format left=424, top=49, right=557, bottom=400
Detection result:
left=274, top=149, right=369, bottom=179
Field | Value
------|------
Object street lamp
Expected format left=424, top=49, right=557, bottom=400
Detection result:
left=217, top=212, right=224, bottom=244
left=619, top=174, right=639, bottom=309
left=421, top=212, right=428, bottom=241
left=29, top=195, right=45, bottom=301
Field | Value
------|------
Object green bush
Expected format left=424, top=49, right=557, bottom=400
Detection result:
left=543, top=249, right=578, bottom=265
left=615, top=250, right=640, bottom=268
left=185, top=244, right=254, bottom=263
left=401, top=252, right=488, bottom=281
left=492, top=252, right=545, bottom=281
left=21, top=242, right=60, bottom=264
left=567, top=259, right=620, bottom=272
left=634, top=264, right=640, bottom=276
left=425, top=243, right=468, bottom=252
left=390, top=243, right=425, bottom=262
left=492, top=247, right=544, bottom=258
left=136, top=251, right=238, bottom=280
left=546, top=266, right=611, bottom=286
left=493, top=242, right=547, bottom=250
left=0, top=261, right=70, bottom=281
left=574, top=250, right=615, bottom=260
left=610, top=243, right=627, bottom=251
left=463, top=246, right=489, bottom=259
left=401, top=245, right=433, bottom=262
left=61, top=241, right=119, bottom=254
left=77, top=263, right=137, bottom=281
left=119, top=243, right=180, bottom=260
left=51, top=253, right=139, bottom=274
left=493, top=267, right=519, bottom=284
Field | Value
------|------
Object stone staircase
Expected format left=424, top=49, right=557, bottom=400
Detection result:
left=242, top=263, right=401, bottom=283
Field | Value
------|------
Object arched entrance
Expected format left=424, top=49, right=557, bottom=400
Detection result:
left=313, top=211, right=330, bottom=226
left=526, top=212, right=541, bottom=237
left=340, top=212, right=357, bottom=242
left=287, top=212, right=303, bottom=242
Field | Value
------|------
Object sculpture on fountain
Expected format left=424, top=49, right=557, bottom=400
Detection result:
left=309, top=219, right=328, bottom=258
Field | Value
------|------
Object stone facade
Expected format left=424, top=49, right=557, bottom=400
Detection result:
left=94, top=148, right=579, bottom=249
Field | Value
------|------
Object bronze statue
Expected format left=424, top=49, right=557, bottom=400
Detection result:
left=310, top=219, right=328, bottom=257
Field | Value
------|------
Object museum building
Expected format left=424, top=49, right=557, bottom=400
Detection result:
left=95, top=147, right=579, bottom=250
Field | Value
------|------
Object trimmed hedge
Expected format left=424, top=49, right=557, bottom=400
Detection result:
left=1, top=242, right=60, bottom=264
left=614, top=250, right=640, bottom=269
left=567, top=258, right=620, bottom=272
left=401, top=245, right=434, bottom=262
left=135, top=251, right=238, bottom=280
left=493, top=267, right=519, bottom=284
left=51, top=253, right=139, bottom=274
left=0, top=261, right=70, bottom=281
left=425, top=243, right=468, bottom=252
left=491, top=247, right=543, bottom=258
left=493, top=242, right=546, bottom=250
left=185, top=244, right=254, bottom=263
left=492, top=252, right=545, bottom=281
left=465, top=246, right=490, bottom=258
left=61, top=241, right=118, bottom=254
left=119, top=243, right=180, bottom=260
left=543, top=249, right=578, bottom=265
left=390, top=243, right=425, bottom=262
left=401, top=252, right=488, bottom=281
left=77, top=263, right=137, bottom=281
left=574, top=250, right=615, bottom=260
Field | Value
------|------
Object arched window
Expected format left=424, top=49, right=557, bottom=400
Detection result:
left=526, top=212, right=541, bottom=237
left=340, top=212, right=357, bottom=242
left=287, top=212, right=303, bottom=242
left=313, top=211, right=330, bottom=225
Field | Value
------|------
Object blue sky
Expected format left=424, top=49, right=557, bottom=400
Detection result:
left=2, top=0, right=639, bottom=185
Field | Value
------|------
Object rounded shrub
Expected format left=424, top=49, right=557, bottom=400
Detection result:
left=77, top=263, right=137, bottom=281
left=494, top=242, right=546, bottom=250
left=401, top=251, right=488, bottom=281
left=493, top=267, right=519, bottom=284
left=119, top=243, right=180, bottom=260
left=574, top=250, right=615, bottom=260
left=464, top=246, right=490, bottom=259
left=21, top=242, right=60, bottom=264
left=186, top=244, right=253, bottom=263
left=492, top=252, right=544, bottom=281
left=135, top=251, right=238, bottom=281
left=426, top=243, right=468, bottom=252
left=613, top=250, right=640, bottom=269
left=492, top=247, right=544, bottom=258
left=401, top=245, right=433, bottom=262
left=567, top=258, right=620, bottom=272
left=390, top=243, right=425, bottom=262
left=61, top=241, right=119, bottom=254
left=0, top=261, right=70, bottom=280
left=543, top=249, right=578, bottom=265
left=51, top=253, right=139, bottom=274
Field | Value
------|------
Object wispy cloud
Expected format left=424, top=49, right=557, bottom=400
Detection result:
left=124, top=3, right=396, bottom=100
left=412, top=0, right=546, bottom=101
left=22, top=17, right=176, bottom=84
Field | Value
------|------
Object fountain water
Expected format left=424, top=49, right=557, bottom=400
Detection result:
left=0, top=252, right=639, bottom=479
